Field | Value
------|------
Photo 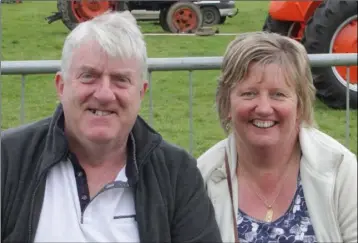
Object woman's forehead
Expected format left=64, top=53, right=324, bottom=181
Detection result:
left=235, top=62, right=296, bottom=89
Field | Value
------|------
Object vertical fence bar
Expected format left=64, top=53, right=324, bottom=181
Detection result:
left=345, top=66, right=350, bottom=148
left=147, top=71, right=153, bottom=126
left=188, top=70, right=194, bottom=155
left=0, top=64, right=3, bottom=135
left=20, top=74, right=25, bottom=124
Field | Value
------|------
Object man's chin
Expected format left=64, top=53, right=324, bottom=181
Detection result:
left=84, top=131, right=117, bottom=144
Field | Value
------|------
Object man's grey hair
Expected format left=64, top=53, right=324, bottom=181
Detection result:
left=60, top=11, right=148, bottom=80
left=216, top=31, right=317, bottom=134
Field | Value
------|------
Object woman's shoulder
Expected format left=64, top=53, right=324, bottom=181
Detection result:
left=197, top=137, right=229, bottom=182
left=300, top=126, right=357, bottom=174
left=300, top=126, right=355, bottom=157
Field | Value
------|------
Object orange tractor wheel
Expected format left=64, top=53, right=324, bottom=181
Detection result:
left=303, top=1, right=357, bottom=109
left=264, top=0, right=357, bottom=109
left=161, top=2, right=203, bottom=33
left=57, top=0, right=119, bottom=30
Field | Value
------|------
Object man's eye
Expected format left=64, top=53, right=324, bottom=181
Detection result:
left=114, top=76, right=130, bottom=83
left=81, top=72, right=93, bottom=78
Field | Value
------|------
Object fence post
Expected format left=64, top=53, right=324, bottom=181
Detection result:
left=147, top=71, right=153, bottom=127
left=345, top=66, right=350, bottom=148
left=20, top=74, right=25, bottom=124
left=188, top=70, right=194, bottom=155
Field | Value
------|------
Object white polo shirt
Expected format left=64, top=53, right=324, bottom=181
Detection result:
left=34, top=157, right=139, bottom=242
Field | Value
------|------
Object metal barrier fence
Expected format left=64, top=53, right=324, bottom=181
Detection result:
left=1, top=53, right=357, bottom=154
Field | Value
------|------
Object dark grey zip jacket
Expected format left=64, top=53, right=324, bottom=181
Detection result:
left=1, top=104, right=222, bottom=243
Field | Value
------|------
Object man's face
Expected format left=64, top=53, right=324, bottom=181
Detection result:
left=55, top=41, right=148, bottom=145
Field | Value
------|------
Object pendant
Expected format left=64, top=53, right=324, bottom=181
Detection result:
left=265, top=207, right=273, bottom=222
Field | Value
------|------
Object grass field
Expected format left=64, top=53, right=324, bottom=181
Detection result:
left=2, top=1, right=357, bottom=157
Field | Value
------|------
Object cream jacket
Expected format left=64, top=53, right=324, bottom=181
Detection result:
left=197, top=126, right=357, bottom=243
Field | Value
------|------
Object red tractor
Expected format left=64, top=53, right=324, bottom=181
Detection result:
left=263, top=0, right=357, bottom=109
left=46, top=0, right=205, bottom=33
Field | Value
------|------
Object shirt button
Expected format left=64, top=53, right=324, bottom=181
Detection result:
left=81, top=195, right=88, bottom=200
left=77, top=171, right=83, bottom=177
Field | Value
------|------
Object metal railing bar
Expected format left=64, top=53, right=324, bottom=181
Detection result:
left=2, top=54, right=357, bottom=74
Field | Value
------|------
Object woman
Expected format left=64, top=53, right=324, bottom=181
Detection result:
left=197, top=32, right=357, bottom=243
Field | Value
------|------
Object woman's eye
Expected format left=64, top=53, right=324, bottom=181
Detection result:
left=242, top=91, right=256, bottom=97
left=274, top=92, right=285, bottom=97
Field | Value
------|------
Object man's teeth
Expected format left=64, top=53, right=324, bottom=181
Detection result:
left=252, top=120, right=275, bottom=128
left=90, top=109, right=112, bottom=116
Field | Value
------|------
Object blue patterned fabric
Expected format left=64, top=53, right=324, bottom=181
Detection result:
left=237, top=174, right=317, bottom=243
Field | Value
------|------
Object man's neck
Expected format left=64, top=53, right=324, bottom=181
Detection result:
left=67, top=134, right=129, bottom=197
left=66, top=132, right=129, bottom=168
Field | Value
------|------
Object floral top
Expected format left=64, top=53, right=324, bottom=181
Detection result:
left=237, top=174, right=317, bottom=243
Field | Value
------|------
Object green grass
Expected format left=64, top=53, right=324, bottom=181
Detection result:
left=2, top=1, right=357, bottom=157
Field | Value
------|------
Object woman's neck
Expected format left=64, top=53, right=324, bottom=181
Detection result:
left=236, top=140, right=301, bottom=192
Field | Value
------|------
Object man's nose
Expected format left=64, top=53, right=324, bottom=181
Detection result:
left=93, top=76, right=116, bottom=103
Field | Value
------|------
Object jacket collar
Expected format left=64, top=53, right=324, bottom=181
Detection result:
left=299, top=126, right=344, bottom=175
left=39, top=104, right=162, bottom=186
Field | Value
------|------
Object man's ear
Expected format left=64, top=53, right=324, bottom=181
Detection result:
left=140, top=80, right=148, bottom=100
left=55, top=72, right=65, bottom=100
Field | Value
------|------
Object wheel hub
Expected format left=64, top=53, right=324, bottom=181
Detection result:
left=204, top=11, right=214, bottom=24
left=72, top=0, right=114, bottom=22
left=330, top=15, right=357, bottom=91
left=173, top=8, right=198, bottom=32
left=87, top=2, right=101, bottom=11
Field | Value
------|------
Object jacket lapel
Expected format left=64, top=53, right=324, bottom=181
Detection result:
left=299, top=127, right=343, bottom=242
left=206, top=133, right=239, bottom=243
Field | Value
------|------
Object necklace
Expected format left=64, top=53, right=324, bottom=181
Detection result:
left=239, top=162, right=291, bottom=223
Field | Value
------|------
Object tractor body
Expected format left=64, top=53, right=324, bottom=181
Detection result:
left=263, top=0, right=357, bottom=109
left=46, top=0, right=237, bottom=34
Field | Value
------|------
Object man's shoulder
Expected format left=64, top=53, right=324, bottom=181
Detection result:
left=157, top=139, right=196, bottom=164
left=197, top=138, right=227, bottom=164
left=1, top=117, right=52, bottom=146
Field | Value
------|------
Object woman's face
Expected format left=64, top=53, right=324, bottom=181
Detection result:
left=229, top=62, right=300, bottom=149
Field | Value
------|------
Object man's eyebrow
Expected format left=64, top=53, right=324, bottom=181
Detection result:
left=79, top=65, right=100, bottom=73
left=110, top=70, right=135, bottom=78
left=78, top=66, right=134, bottom=77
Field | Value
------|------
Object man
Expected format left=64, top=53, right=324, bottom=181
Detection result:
left=1, top=11, right=222, bottom=243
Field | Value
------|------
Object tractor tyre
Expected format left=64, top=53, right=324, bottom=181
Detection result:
left=159, top=8, right=170, bottom=32
left=201, top=6, right=221, bottom=26
left=57, top=0, right=80, bottom=30
left=302, top=0, right=357, bottom=109
left=263, top=15, right=292, bottom=35
left=166, top=2, right=203, bottom=33
left=219, top=16, right=226, bottom=24
left=57, top=0, right=116, bottom=31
